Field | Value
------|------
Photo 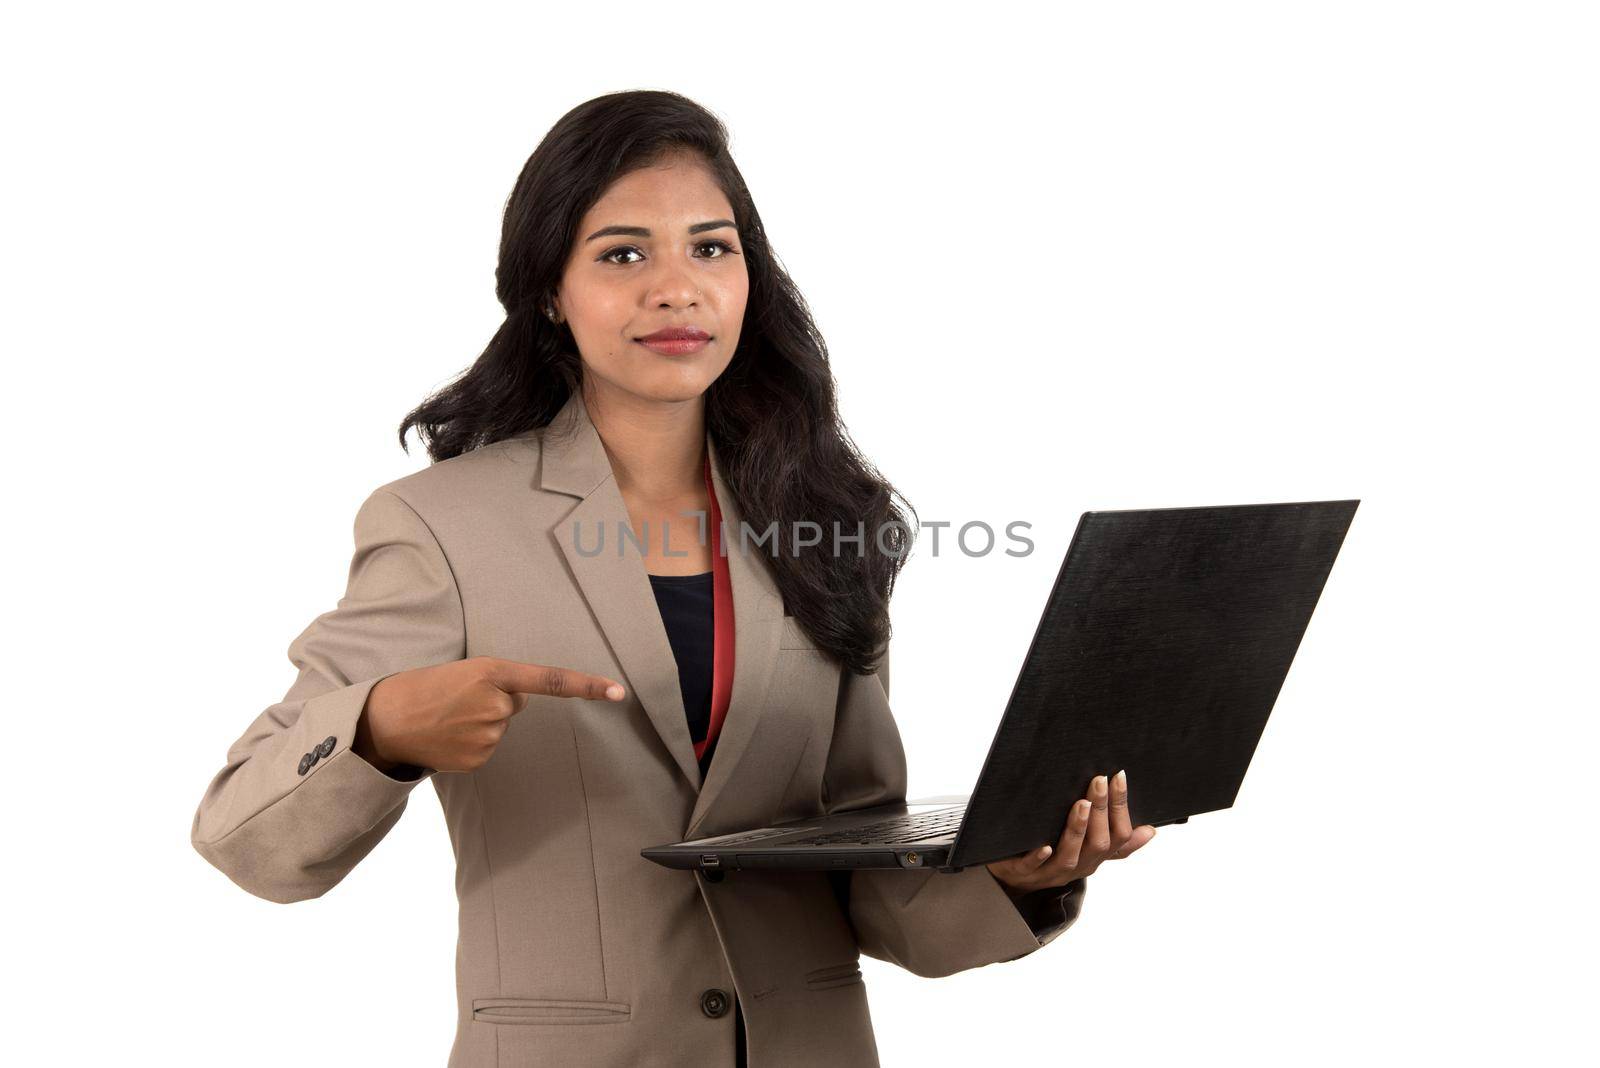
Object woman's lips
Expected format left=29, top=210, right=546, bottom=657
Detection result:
left=635, top=336, right=710, bottom=356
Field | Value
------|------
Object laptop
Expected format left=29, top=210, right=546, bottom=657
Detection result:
left=642, top=499, right=1359, bottom=875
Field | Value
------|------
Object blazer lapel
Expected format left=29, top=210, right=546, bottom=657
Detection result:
left=540, top=389, right=786, bottom=819
left=543, top=390, right=701, bottom=792
left=687, top=434, right=786, bottom=838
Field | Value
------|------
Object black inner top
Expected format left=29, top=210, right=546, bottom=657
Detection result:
left=647, top=570, right=717, bottom=778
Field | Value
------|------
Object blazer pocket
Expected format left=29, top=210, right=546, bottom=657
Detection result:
left=804, top=961, right=864, bottom=991
left=471, top=997, right=632, bottom=1025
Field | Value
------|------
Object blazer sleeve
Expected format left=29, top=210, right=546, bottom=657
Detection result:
left=190, top=488, right=465, bottom=904
left=822, top=642, right=1088, bottom=978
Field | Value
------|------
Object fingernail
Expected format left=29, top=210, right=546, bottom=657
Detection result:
left=1094, top=775, right=1107, bottom=794
left=1115, top=769, right=1127, bottom=789
left=1078, top=799, right=1092, bottom=818
left=1039, top=845, right=1052, bottom=859
left=606, top=684, right=624, bottom=700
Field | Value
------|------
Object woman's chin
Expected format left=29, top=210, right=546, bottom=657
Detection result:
left=623, top=366, right=728, bottom=404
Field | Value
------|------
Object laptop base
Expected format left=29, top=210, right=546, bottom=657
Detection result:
left=642, top=799, right=969, bottom=873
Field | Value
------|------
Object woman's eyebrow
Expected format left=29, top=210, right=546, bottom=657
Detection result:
left=584, top=219, right=738, bottom=242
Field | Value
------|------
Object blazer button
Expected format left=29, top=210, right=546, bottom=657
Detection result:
left=317, top=736, right=336, bottom=758
left=297, top=753, right=314, bottom=776
left=699, top=988, right=730, bottom=1018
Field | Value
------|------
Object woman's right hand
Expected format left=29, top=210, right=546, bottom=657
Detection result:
left=354, top=657, right=627, bottom=774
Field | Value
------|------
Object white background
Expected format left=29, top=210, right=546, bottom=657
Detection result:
left=5, top=2, right=1594, bottom=1064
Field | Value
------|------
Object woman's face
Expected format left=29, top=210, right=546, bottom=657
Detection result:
left=553, top=152, right=748, bottom=409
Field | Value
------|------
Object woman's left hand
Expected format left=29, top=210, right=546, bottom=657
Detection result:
left=985, top=769, right=1157, bottom=895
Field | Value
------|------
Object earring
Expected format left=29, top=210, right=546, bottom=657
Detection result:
left=544, top=304, right=561, bottom=324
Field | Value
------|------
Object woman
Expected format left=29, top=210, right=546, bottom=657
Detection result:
left=191, top=89, right=1155, bottom=1067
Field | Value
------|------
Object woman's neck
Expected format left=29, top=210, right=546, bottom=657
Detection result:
left=581, top=379, right=707, bottom=505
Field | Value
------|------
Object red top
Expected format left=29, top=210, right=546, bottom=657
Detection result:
left=695, top=453, right=735, bottom=765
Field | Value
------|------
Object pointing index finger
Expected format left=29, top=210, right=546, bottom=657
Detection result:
left=481, top=658, right=626, bottom=702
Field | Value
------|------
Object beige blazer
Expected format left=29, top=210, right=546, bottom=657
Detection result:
left=191, top=388, right=1086, bottom=1067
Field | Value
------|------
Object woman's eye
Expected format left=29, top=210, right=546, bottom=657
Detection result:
left=696, top=239, right=740, bottom=259
left=599, top=245, right=644, bottom=265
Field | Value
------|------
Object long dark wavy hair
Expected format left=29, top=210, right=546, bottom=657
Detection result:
left=398, top=90, right=915, bottom=675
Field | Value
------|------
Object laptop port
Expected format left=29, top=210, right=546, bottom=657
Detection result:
left=700, top=854, right=721, bottom=868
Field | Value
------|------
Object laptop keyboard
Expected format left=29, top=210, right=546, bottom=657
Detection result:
left=785, top=807, right=966, bottom=846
